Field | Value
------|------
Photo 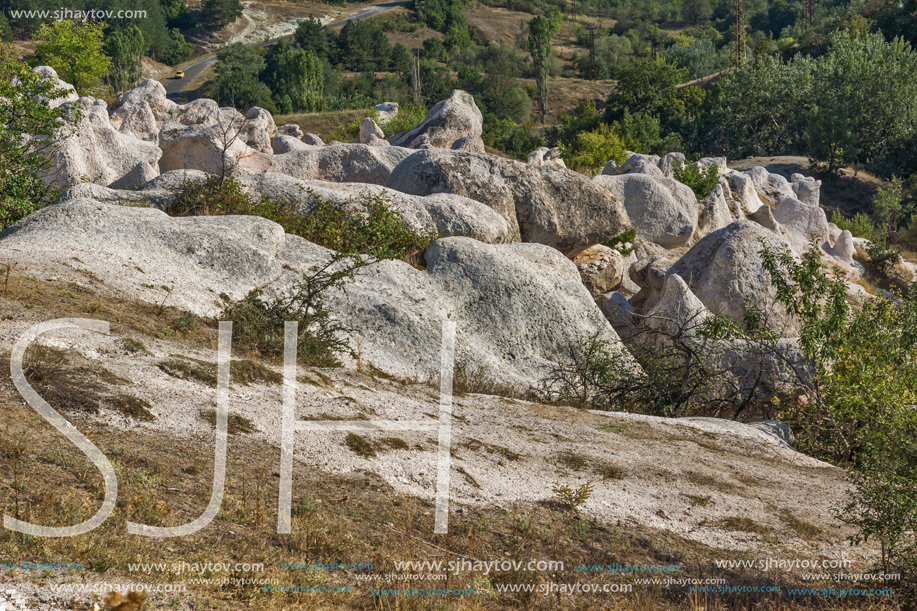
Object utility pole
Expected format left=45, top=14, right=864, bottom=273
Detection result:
left=410, top=48, right=422, bottom=106
left=731, top=0, right=746, bottom=68
left=587, top=25, right=597, bottom=80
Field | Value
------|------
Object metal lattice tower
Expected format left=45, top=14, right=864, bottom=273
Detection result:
left=732, top=0, right=746, bottom=68
left=803, top=0, right=815, bottom=30
left=587, top=25, right=597, bottom=80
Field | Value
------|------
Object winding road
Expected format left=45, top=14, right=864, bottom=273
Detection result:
left=164, top=0, right=409, bottom=101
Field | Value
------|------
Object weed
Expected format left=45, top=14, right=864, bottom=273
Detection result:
left=551, top=480, right=594, bottom=513
left=344, top=433, right=377, bottom=459
left=172, top=311, right=199, bottom=333
left=683, top=494, right=710, bottom=507
left=777, top=508, right=822, bottom=539
left=379, top=437, right=409, bottom=450
left=201, top=410, right=257, bottom=435
left=121, top=338, right=148, bottom=354
left=557, top=450, right=587, bottom=471
left=222, top=254, right=363, bottom=367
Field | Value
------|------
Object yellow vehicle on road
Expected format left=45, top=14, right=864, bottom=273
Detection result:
left=174, top=70, right=185, bottom=79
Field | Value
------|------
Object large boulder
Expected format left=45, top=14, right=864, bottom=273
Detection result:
left=301, top=237, right=628, bottom=386
left=697, top=184, right=734, bottom=238
left=115, top=79, right=177, bottom=121
left=772, top=195, right=829, bottom=255
left=270, top=143, right=414, bottom=185
left=0, top=199, right=287, bottom=315
left=387, top=149, right=630, bottom=256
left=238, top=107, right=277, bottom=153
left=359, top=117, right=389, bottom=146
left=644, top=273, right=712, bottom=342
left=572, top=245, right=625, bottom=297
left=238, top=173, right=511, bottom=244
left=110, top=79, right=178, bottom=140
left=743, top=166, right=796, bottom=206
left=158, top=120, right=271, bottom=176
left=374, top=102, right=399, bottom=124
left=791, top=173, right=821, bottom=206
left=592, top=173, right=697, bottom=249
left=389, top=90, right=485, bottom=153
left=31, top=66, right=78, bottom=109
left=0, top=202, right=625, bottom=388
left=47, top=97, right=162, bottom=188
left=668, top=220, right=800, bottom=336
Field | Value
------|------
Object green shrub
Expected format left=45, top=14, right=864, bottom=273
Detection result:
left=482, top=117, right=543, bottom=160
left=673, top=161, right=719, bottom=198
left=759, top=240, right=917, bottom=607
left=222, top=254, right=363, bottom=367
left=832, top=210, right=877, bottom=241
left=381, top=104, right=427, bottom=139
left=168, top=175, right=437, bottom=262
left=558, top=123, right=628, bottom=176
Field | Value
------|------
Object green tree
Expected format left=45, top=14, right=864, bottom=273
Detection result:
left=759, top=241, right=917, bottom=605
left=105, top=25, right=145, bottom=94
left=160, top=28, right=193, bottom=66
left=336, top=19, right=391, bottom=72
left=263, top=41, right=324, bottom=113
left=201, top=0, right=243, bottom=27
left=603, top=58, right=686, bottom=124
left=0, top=44, right=72, bottom=229
left=293, top=17, right=333, bottom=61
left=0, top=14, right=12, bottom=43
left=214, top=43, right=275, bottom=111
left=872, top=177, right=905, bottom=236
left=528, top=13, right=560, bottom=124
left=682, top=0, right=713, bottom=25
left=34, top=20, right=111, bottom=96
left=806, top=102, right=856, bottom=173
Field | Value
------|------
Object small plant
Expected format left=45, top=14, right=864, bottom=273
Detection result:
left=201, top=410, right=257, bottom=435
left=673, top=161, right=720, bottom=198
left=344, top=433, right=377, bottom=459
left=602, top=227, right=636, bottom=256
left=222, top=253, right=363, bottom=367
left=169, top=176, right=437, bottom=263
left=551, top=480, right=594, bottom=513
left=172, top=310, right=199, bottom=333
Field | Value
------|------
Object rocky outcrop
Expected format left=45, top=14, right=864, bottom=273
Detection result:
left=277, top=123, right=304, bottom=139
left=389, top=90, right=485, bottom=153
left=270, top=143, right=413, bottom=185
left=668, top=220, right=800, bottom=337
left=110, top=79, right=177, bottom=140
left=374, top=102, right=399, bottom=124
left=697, top=184, right=733, bottom=238
left=791, top=173, right=822, bottom=206
left=0, top=201, right=624, bottom=388
left=592, top=173, right=697, bottom=249
left=47, top=97, right=162, bottom=188
left=32, top=66, right=78, bottom=108
left=572, top=245, right=625, bottom=297
left=359, top=118, right=389, bottom=146
left=238, top=172, right=511, bottom=244
left=644, top=273, right=712, bottom=342
left=825, top=229, right=856, bottom=264
left=527, top=147, right=566, bottom=168
left=386, top=149, right=631, bottom=256
left=158, top=120, right=271, bottom=176
left=772, top=195, right=829, bottom=255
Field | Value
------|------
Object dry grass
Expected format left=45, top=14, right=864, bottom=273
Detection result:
left=0, top=276, right=898, bottom=610
left=273, top=109, right=369, bottom=141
